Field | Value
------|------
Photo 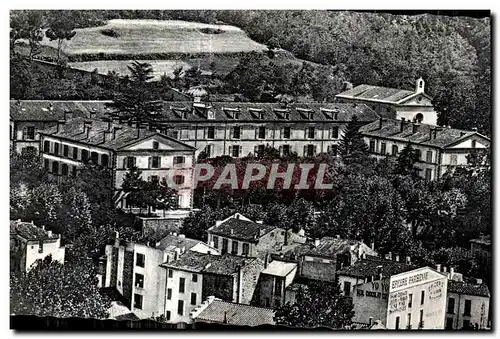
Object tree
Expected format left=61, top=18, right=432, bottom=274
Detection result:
left=10, top=256, right=111, bottom=319
left=10, top=147, right=47, bottom=188
left=10, top=10, right=44, bottom=60
left=394, top=143, right=420, bottom=177
left=266, top=36, right=280, bottom=58
left=45, top=11, right=77, bottom=64
left=106, top=61, right=162, bottom=129
left=274, top=281, right=354, bottom=329
left=180, top=206, right=229, bottom=241
left=338, top=115, right=369, bottom=158
left=61, top=187, right=93, bottom=241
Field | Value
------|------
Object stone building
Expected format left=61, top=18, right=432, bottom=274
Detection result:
left=10, top=220, right=65, bottom=272
left=360, top=118, right=490, bottom=180
left=335, top=78, right=437, bottom=126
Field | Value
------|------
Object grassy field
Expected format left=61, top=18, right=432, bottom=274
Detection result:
left=41, top=19, right=266, bottom=56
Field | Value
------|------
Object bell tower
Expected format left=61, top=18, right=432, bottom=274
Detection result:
left=416, top=77, right=425, bottom=94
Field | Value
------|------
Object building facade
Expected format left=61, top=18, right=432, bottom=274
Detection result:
left=10, top=220, right=65, bottom=272
left=336, top=78, right=437, bottom=126
left=360, top=118, right=490, bottom=181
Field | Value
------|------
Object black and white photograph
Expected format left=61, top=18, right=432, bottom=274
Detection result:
left=8, top=8, right=492, bottom=331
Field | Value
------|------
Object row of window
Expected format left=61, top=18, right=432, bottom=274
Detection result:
left=173, top=126, right=340, bottom=141
left=44, top=159, right=78, bottom=176
left=368, top=140, right=436, bottom=163
left=212, top=236, right=250, bottom=255
left=225, top=144, right=322, bottom=158
left=394, top=310, right=424, bottom=330
left=133, top=293, right=192, bottom=316
left=447, top=297, right=472, bottom=316
left=43, top=140, right=110, bottom=167
left=123, top=156, right=186, bottom=169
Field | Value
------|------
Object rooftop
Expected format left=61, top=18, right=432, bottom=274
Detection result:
left=448, top=280, right=490, bottom=297
left=203, top=255, right=258, bottom=276
left=209, top=216, right=276, bottom=243
left=336, top=84, right=426, bottom=104
left=160, top=251, right=212, bottom=273
left=10, top=100, right=379, bottom=123
left=360, top=119, right=490, bottom=149
left=336, top=255, right=414, bottom=279
left=470, top=234, right=491, bottom=246
left=262, top=260, right=297, bottom=277
left=305, top=237, right=376, bottom=258
left=194, top=300, right=275, bottom=327
left=156, top=234, right=202, bottom=252
left=10, top=220, right=59, bottom=241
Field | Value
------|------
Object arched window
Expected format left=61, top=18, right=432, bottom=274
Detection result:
left=61, top=164, right=69, bottom=176
left=173, top=175, right=185, bottom=185
left=43, top=140, right=50, bottom=153
left=90, top=151, right=99, bottom=164
left=415, top=113, right=424, bottom=123
left=419, top=80, right=423, bottom=88
left=101, top=154, right=109, bottom=167
left=52, top=161, right=59, bottom=174
left=414, top=149, right=422, bottom=161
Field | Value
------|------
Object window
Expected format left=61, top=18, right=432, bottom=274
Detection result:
left=464, top=299, right=471, bottom=316
left=135, top=273, right=144, bottom=288
left=61, top=164, right=69, bottom=176
left=275, top=299, right=281, bottom=307
left=232, top=126, right=241, bottom=139
left=392, top=145, right=399, bottom=156
left=173, top=175, right=185, bottom=185
left=191, top=293, right=197, bottom=305
left=471, top=140, right=476, bottom=148
left=167, top=288, right=172, bottom=300
left=43, top=141, right=50, bottom=153
left=331, top=127, right=339, bottom=139
left=213, top=236, right=219, bottom=249
left=275, top=278, right=283, bottom=297
left=166, top=311, right=171, bottom=321
left=52, top=161, right=59, bottom=174
left=101, top=154, right=109, bottom=167
left=446, top=317, right=454, bottom=329
left=305, top=144, right=315, bottom=157
left=153, top=141, right=159, bottom=150
left=230, top=145, right=241, bottom=157
left=408, top=293, right=413, bottom=308
left=177, top=300, right=184, bottom=316
left=90, top=151, right=99, bottom=164
left=420, top=290, right=425, bottom=305
left=38, top=241, right=43, bottom=253
left=265, top=298, right=270, bottom=307
left=44, top=159, right=49, bottom=170
left=172, top=131, right=179, bottom=140
left=255, top=145, right=265, bottom=157
left=192, top=274, right=198, bottom=282
left=283, top=127, right=291, bottom=139
left=381, top=142, right=387, bottom=154
left=151, top=156, right=161, bottom=168
left=426, top=151, right=433, bottom=163
left=134, top=294, right=143, bottom=310
left=281, top=145, right=290, bottom=156
left=173, top=156, right=185, bottom=166
left=72, top=165, right=77, bottom=177
left=179, top=277, right=185, bottom=293
left=369, top=140, right=375, bottom=153
left=232, top=241, right=238, bottom=254
left=307, top=127, right=315, bottom=139
left=136, top=253, right=145, bottom=267
left=425, top=169, right=432, bottom=181
left=24, top=126, right=35, bottom=140
left=395, top=316, right=400, bottom=330
left=222, top=238, right=228, bottom=254
left=450, top=154, right=458, bottom=165
left=126, top=156, right=136, bottom=169
left=73, top=147, right=78, bottom=160
left=207, top=127, right=215, bottom=139
left=343, top=281, right=351, bottom=296
left=180, top=128, right=189, bottom=140
left=168, top=269, right=173, bottom=278
left=258, top=126, right=266, bottom=139
left=63, top=145, right=69, bottom=157
left=54, top=143, right=60, bottom=155
left=447, top=297, right=455, bottom=314
left=81, top=149, right=89, bottom=162
left=419, top=309, right=424, bottom=328
left=242, top=243, right=249, bottom=256
left=415, top=149, right=422, bottom=161
left=406, top=313, right=412, bottom=329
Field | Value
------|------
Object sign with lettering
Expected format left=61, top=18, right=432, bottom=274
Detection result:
left=388, top=291, right=408, bottom=314
left=389, top=268, right=445, bottom=293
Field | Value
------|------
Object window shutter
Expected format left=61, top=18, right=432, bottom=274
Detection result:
left=279, top=128, right=283, bottom=139
left=148, top=157, right=152, bottom=169
left=229, top=127, right=233, bottom=139
left=255, top=127, right=258, bottom=139
left=22, top=127, right=27, bottom=140
left=304, top=128, right=308, bottom=139
left=147, top=176, right=151, bottom=182
left=239, top=146, right=242, bottom=156
left=158, top=157, right=162, bottom=168
left=279, top=145, right=283, bottom=156
left=327, top=145, right=331, bottom=152
left=314, top=145, right=317, bottom=155
left=228, top=145, right=233, bottom=156
left=303, top=145, right=307, bottom=156
left=133, top=157, right=136, bottom=167
left=123, top=157, right=127, bottom=169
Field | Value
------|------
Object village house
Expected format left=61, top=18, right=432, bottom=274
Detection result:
left=10, top=220, right=65, bottom=272
left=360, top=118, right=490, bottom=180
left=100, top=232, right=217, bottom=320
left=38, top=117, right=197, bottom=219
left=207, top=213, right=306, bottom=260
left=335, top=78, right=437, bottom=126
left=470, top=234, right=491, bottom=270
left=190, top=296, right=275, bottom=328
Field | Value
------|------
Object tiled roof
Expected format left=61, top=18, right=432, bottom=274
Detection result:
left=203, top=254, right=257, bottom=276
left=114, top=313, right=140, bottom=321
left=11, top=100, right=379, bottom=123
left=305, top=237, right=375, bottom=258
left=336, top=84, right=421, bottom=104
left=209, top=218, right=276, bottom=243
left=195, top=300, right=275, bottom=327
left=336, top=255, right=414, bottom=279
left=10, top=100, right=109, bottom=121
left=10, top=220, right=59, bottom=241
left=360, top=119, right=490, bottom=148
left=262, top=260, right=297, bottom=277
left=41, top=117, right=195, bottom=151
left=161, top=251, right=212, bottom=273
left=156, top=234, right=201, bottom=252
left=448, top=280, right=490, bottom=297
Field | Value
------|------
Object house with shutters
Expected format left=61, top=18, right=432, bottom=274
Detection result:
left=360, top=118, right=490, bottom=180
left=336, top=78, right=437, bottom=126
left=38, top=117, right=197, bottom=215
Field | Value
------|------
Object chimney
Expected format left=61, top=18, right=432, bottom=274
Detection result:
left=388, top=252, right=392, bottom=260
left=112, top=126, right=122, bottom=140
left=429, top=128, right=434, bottom=140
left=371, top=242, right=375, bottom=250
left=230, top=229, right=234, bottom=235
left=335, top=235, right=340, bottom=239
left=48, top=103, right=54, bottom=111
left=449, top=267, right=455, bottom=278
left=47, top=230, right=52, bottom=237
left=314, top=239, right=320, bottom=247
left=460, top=131, right=466, bottom=137
left=476, top=278, right=483, bottom=285
left=406, top=256, right=411, bottom=265
left=179, top=234, right=186, bottom=239
left=412, top=123, right=420, bottom=134
left=472, top=127, right=478, bottom=132
left=400, top=118, right=406, bottom=132
left=256, top=220, right=263, bottom=224
left=114, top=231, right=120, bottom=247
left=362, top=253, right=366, bottom=259
left=298, top=229, right=305, bottom=237
left=41, top=225, right=45, bottom=231
left=378, top=117, right=383, bottom=130
left=173, top=232, right=177, bottom=236
left=395, top=255, right=400, bottom=262
left=443, top=266, right=447, bottom=273
left=56, top=119, right=65, bottom=133
left=436, top=264, right=441, bottom=272
left=376, top=265, right=383, bottom=280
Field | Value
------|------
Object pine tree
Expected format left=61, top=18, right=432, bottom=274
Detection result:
left=394, top=143, right=420, bottom=177
left=338, top=115, right=369, bottom=158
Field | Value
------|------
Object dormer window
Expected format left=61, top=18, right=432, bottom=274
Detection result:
left=223, top=107, right=241, bottom=120
left=274, top=108, right=290, bottom=120
left=297, top=108, right=314, bottom=120
left=171, top=106, right=188, bottom=119
left=249, top=108, right=264, bottom=120
left=207, top=110, right=215, bottom=120
left=320, top=108, right=339, bottom=120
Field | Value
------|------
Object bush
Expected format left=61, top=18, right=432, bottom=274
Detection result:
left=100, top=28, right=120, bottom=38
